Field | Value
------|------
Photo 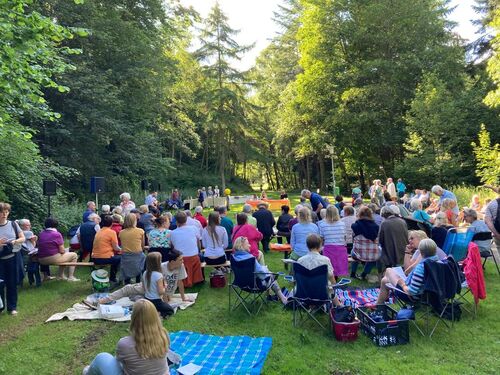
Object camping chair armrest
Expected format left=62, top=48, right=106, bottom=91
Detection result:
left=385, top=283, right=410, bottom=295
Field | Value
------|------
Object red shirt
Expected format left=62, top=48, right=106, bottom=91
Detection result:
left=194, top=213, right=207, bottom=228
left=232, top=224, right=263, bottom=258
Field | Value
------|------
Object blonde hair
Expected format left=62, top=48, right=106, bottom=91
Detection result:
left=139, top=205, right=149, bottom=214
left=408, top=230, right=428, bottom=242
left=298, top=206, right=312, bottom=224
left=325, top=205, right=340, bottom=223
left=123, top=213, right=137, bottom=229
left=130, top=299, right=169, bottom=359
left=440, top=198, right=456, bottom=211
left=434, top=212, right=448, bottom=227
left=233, top=236, right=248, bottom=252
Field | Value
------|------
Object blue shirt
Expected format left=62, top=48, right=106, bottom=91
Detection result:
left=291, top=223, right=320, bottom=257
left=406, top=255, right=438, bottom=296
left=82, top=209, right=94, bottom=223
left=233, top=250, right=268, bottom=279
left=439, top=190, right=459, bottom=215
left=397, top=182, right=406, bottom=193
left=412, top=210, right=432, bottom=225
left=310, top=193, right=328, bottom=212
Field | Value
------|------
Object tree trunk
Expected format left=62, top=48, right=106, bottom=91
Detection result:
left=306, top=156, right=311, bottom=189
left=359, top=166, right=366, bottom=194
left=219, top=127, right=226, bottom=192
left=318, top=154, right=326, bottom=194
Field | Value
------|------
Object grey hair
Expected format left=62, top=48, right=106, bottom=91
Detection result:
left=301, top=189, right=310, bottom=197
left=184, top=210, right=193, bottom=217
left=87, top=201, right=95, bottom=208
left=380, top=206, right=393, bottom=218
left=389, top=205, right=400, bottom=215
left=88, top=213, right=99, bottom=221
left=431, top=185, right=443, bottom=195
left=434, top=212, right=448, bottom=227
left=242, top=204, right=252, bottom=214
left=120, top=192, right=131, bottom=201
left=195, top=206, right=203, bottom=213
left=101, top=205, right=110, bottom=213
left=464, top=208, right=478, bottom=221
left=17, top=219, right=30, bottom=228
left=410, top=199, right=422, bottom=211
left=294, top=204, right=304, bottom=215
left=418, top=238, right=437, bottom=258
left=319, top=208, right=327, bottom=219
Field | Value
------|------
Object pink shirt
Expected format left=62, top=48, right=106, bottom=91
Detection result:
left=232, top=224, right=263, bottom=258
left=37, top=229, right=64, bottom=258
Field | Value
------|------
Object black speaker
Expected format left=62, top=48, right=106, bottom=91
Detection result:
left=141, top=180, right=148, bottom=190
left=43, top=180, right=57, bottom=196
left=90, top=177, right=105, bottom=193
left=151, top=181, right=161, bottom=191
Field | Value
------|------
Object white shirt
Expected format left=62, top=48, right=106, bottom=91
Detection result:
left=341, top=215, right=356, bottom=244
left=161, top=262, right=187, bottom=295
left=186, top=216, right=203, bottom=237
left=170, top=225, right=200, bottom=257
left=202, top=226, right=228, bottom=257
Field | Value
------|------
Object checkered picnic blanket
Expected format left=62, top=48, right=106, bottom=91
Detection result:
left=335, top=288, right=392, bottom=308
left=170, top=331, right=272, bottom=375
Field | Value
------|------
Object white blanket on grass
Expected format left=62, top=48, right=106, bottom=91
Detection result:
left=45, top=293, right=198, bottom=323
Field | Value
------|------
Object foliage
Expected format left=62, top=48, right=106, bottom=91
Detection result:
left=485, top=7, right=500, bottom=107
left=472, top=124, right=500, bottom=186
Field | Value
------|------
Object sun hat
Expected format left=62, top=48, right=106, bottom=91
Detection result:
left=257, top=201, right=269, bottom=208
left=91, top=269, right=109, bottom=283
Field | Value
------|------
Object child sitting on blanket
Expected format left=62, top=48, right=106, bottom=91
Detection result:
left=142, top=252, right=174, bottom=318
left=98, top=249, right=192, bottom=305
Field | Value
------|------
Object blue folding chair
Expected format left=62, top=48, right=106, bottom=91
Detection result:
left=229, top=256, right=276, bottom=316
left=442, top=227, right=474, bottom=262
left=291, top=263, right=331, bottom=329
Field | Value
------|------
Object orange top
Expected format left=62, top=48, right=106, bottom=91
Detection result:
left=92, top=227, right=118, bottom=259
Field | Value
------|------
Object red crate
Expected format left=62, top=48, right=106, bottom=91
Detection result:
left=330, top=309, right=360, bottom=342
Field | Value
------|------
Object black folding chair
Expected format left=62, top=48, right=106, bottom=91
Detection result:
left=472, top=231, right=499, bottom=276
left=390, top=257, right=461, bottom=338
left=290, top=263, right=331, bottom=329
left=404, top=217, right=431, bottom=237
left=228, top=256, right=277, bottom=316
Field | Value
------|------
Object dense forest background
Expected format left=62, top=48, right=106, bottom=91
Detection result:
left=0, top=0, right=499, bottom=227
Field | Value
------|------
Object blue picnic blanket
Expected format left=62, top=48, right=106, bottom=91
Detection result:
left=170, top=331, right=272, bottom=375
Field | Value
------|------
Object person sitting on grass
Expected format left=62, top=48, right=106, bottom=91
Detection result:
left=232, top=236, right=288, bottom=305
left=376, top=239, right=439, bottom=305
left=296, top=233, right=343, bottom=307
left=141, top=252, right=174, bottom=318
left=98, top=249, right=191, bottom=306
left=83, top=299, right=171, bottom=375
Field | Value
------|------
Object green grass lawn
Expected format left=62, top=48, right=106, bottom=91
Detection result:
left=0, top=194, right=499, bottom=375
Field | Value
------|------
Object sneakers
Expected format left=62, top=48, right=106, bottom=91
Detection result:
left=67, top=277, right=80, bottom=282
left=57, top=275, right=68, bottom=281
left=9, top=310, right=18, bottom=316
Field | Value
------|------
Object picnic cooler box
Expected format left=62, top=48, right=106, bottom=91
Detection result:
left=209, top=273, right=226, bottom=288
left=357, top=305, right=409, bottom=347
left=330, top=309, right=360, bottom=342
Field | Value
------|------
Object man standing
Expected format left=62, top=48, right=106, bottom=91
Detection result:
left=253, top=201, right=275, bottom=253
left=82, top=201, right=96, bottom=223
left=431, top=185, right=459, bottom=216
left=485, top=191, right=500, bottom=251
left=145, top=191, right=158, bottom=208
left=396, top=178, right=406, bottom=198
left=386, top=178, right=397, bottom=199
left=301, top=189, right=328, bottom=215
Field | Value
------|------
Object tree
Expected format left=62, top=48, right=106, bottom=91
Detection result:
left=472, top=124, right=500, bottom=185
left=194, top=2, right=253, bottom=191
left=485, top=7, right=500, bottom=107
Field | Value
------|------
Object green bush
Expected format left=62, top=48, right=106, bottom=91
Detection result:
left=449, top=185, right=497, bottom=208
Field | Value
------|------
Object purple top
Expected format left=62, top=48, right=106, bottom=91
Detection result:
left=37, top=229, right=64, bottom=258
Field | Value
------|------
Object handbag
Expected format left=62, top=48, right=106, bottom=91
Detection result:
left=209, top=269, right=226, bottom=288
left=0, top=221, right=18, bottom=257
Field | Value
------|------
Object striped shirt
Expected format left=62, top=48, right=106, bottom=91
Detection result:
left=318, top=220, right=346, bottom=245
left=406, top=255, right=438, bottom=296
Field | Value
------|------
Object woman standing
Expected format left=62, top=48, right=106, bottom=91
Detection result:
left=202, top=212, right=228, bottom=265
left=37, top=217, right=80, bottom=282
left=0, top=203, right=25, bottom=315
left=83, top=299, right=170, bottom=375
left=119, top=214, right=145, bottom=284
left=148, top=216, right=171, bottom=262
left=318, top=206, right=348, bottom=276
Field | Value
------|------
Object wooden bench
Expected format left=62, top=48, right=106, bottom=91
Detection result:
left=58, top=262, right=95, bottom=267
left=201, top=261, right=231, bottom=269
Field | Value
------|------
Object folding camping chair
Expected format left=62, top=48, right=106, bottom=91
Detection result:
left=390, top=257, right=461, bottom=338
left=228, top=256, right=277, bottom=316
left=290, top=263, right=332, bottom=329
left=442, top=227, right=474, bottom=262
left=472, top=231, right=499, bottom=276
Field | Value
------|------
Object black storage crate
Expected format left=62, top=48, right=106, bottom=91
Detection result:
left=357, top=305, right=409, bottom=347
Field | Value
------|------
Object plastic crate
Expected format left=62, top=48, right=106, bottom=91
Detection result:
left=330, top=309, right=360, bottom=342
left=358, top=305, right=409, bottom=347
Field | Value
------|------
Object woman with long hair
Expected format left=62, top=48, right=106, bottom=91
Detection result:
left=201, top=212, right=228, bottom=265
left=290, top=206, right=320, bottom=260
left=318, top=205, right=348, bottom=276
left=119, top=213, right=146, bottom=285
left=142, top=252, right=174, bottom=318
left=83, top=299, right=170, bottom=375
